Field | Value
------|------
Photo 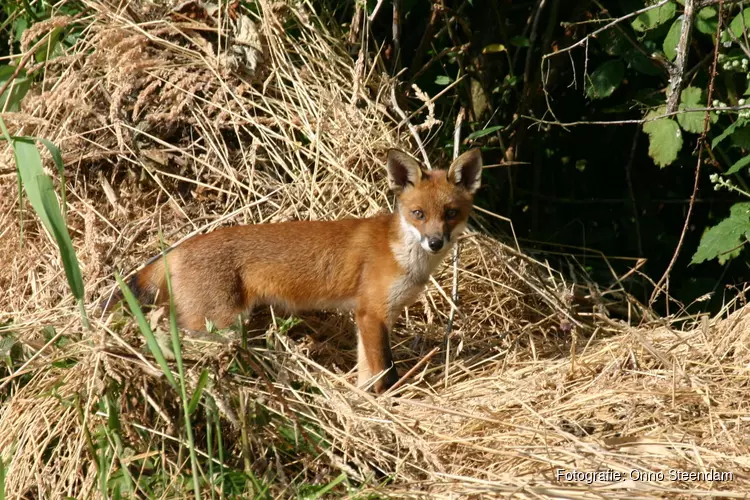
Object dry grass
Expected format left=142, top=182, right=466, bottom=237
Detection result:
left=1, top=0, right=749, bottom=498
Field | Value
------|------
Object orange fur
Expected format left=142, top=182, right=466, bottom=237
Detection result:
left=107, top=149, right=483, bottom=393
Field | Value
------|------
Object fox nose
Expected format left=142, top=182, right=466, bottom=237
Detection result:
left=427, top=237, right=444, bottom=252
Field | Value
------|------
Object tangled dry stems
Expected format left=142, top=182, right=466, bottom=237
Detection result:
left=1, top=0, right=749, bottom=497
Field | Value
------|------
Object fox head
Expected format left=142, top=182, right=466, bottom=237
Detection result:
left=387, top=148, right=483, bottom=254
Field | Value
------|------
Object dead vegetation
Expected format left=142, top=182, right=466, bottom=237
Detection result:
left=1, top=0, right=749, bottom=498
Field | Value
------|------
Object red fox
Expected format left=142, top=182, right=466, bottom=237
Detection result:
left=105, top=149, right=482, bottom=393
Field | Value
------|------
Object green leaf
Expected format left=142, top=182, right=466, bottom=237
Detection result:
left=729, top=8, right=750, bottom=38
left=632, top=1, right=676, bottom=32
left=698, top=6, right=716, bottom=19
left=51, top=358, right=78, bottom=369
left=726, top=154, right=750, bottom=174
left=597, top=29, right=629, bottom=56
left=677, top=86, right=713, bottom=133
left=3, top=129, right=85, bottom=302
left=0, top=454, right=5, bottom=500
left=691, top=202, right=750, bottom=264
left=510, top=36, right=530, bottom=48
left=115, top=272, right=178, bottom=389
left=664, top=17, right=682, bottom=61
left=13, top=17, right=28, bottom=43
left=34, top=26, right=65, bottom=63
left=711, top=118, right=747, bottom=149
left=0, top=66, right=31, bottom=112
left=643, top=106, right=683, bottom=167
left=300, top=473, right=347, bottom=500
left=35, top=137, right=67, bottom=217
left=482, top=44, right=506, bottom=54
left=187, top=369, right=210, bottom=416
left=585, top=60, right=625, bottom=100
left=466, top=125, right=504, bottom=141
left=435, top=75, right=452, bottom=85
left=696, top=7, right=718, bottom=35
left=624, top=49, right=663, bottom=76
left=37, top=175, right=85, bottom=300
left=730, top=127, right=750, bottom=149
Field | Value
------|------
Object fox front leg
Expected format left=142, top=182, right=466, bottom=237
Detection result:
left=355, top=309, right=398, bottom=393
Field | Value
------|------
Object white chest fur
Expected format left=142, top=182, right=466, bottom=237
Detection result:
left=387, top=214, right=449, bottom=322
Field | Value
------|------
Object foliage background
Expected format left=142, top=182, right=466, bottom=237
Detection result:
left=329, top=0, right=750, bottom=316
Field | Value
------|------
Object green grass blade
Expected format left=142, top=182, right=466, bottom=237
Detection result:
left=303, top=473, right=347, bottom=500
left=114, top=272, right=177, bottom=389
left=15, top=161, right=23, bottom=245
left=0, top=118, right=85, bottom=325
left=36, top=173, right=89, bottom=327
left=188, top=368, right=209, bottom=416
left=0, top=454, right=6, bottom=500
left=0, top=66, right=31, bottom=112
left=74, top=394, right=100, bottom=477
left=104, top=393, right=133, bottom=495
left=35, top=172, right=84, bottom=299
left=35, top=137, right=67, bottom=219
left=98, top=426, right=110, bottom=497
left=206, top=405, right=216, bottom=500
left=5, top=136, right=52, bottom=232
left=161, top=245, right=201, bottom=500
left=215, top=410, right=225, bottom=499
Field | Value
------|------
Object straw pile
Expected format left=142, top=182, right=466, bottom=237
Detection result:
left=0, top=1, right=748, bottom=497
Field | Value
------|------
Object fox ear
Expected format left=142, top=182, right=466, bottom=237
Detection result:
left=387, top=149, right=423, bottom=193
left=448, top=149, right=483, bottom=194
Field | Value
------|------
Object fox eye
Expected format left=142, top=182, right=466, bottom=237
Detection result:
left=412, top=209, right=425, bottom=220
left=445, top=208, right=459, bottom=219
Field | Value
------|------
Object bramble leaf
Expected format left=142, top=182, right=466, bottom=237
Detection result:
left=711, top=118, right=748, bottom=149
left=643, top=106, right=682, bottom=167
left=632, top=1, right=676, bottom=32
left=696, top=7, right=718, bottom=35
left=677, top=86, right=714, bottom=133
left=730, top=127, right=750, bottom=149
left=664, top=17, right=682, bottom=61
left=586, top=60, right=625, bottom=100
left=726, top=155, right=750, bottom=175
left=692, top=202, right=750, bottom=264
left=729, top=8, right=750, bottom=38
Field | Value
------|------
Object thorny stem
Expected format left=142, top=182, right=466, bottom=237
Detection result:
left=666, top=0, right=697, bottom=114
left=650, top=0, right=725, bottom=309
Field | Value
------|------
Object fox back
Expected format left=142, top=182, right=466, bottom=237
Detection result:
left=106, top=148, right=483, bottom=393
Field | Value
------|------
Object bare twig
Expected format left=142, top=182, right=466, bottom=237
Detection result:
left=392, top=0, right=401, bottom=69
left=666, top=0, right=697, bottom=114
left=698, top=0, right=744, bottom=5
left=591, top=0, right=669, bottom=77
left=543, top=0, right=671, bottom=60
left=385, top=346, right=440, bottom=393
left=444, top=107, right=465, bottom=384
left=650, top=0, right=724, bottom=308
left=523, top=102, right=750, bottom=127
left=390, top=85, right=432, bottom=168
left=368, top=0, right=386, bottom=22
